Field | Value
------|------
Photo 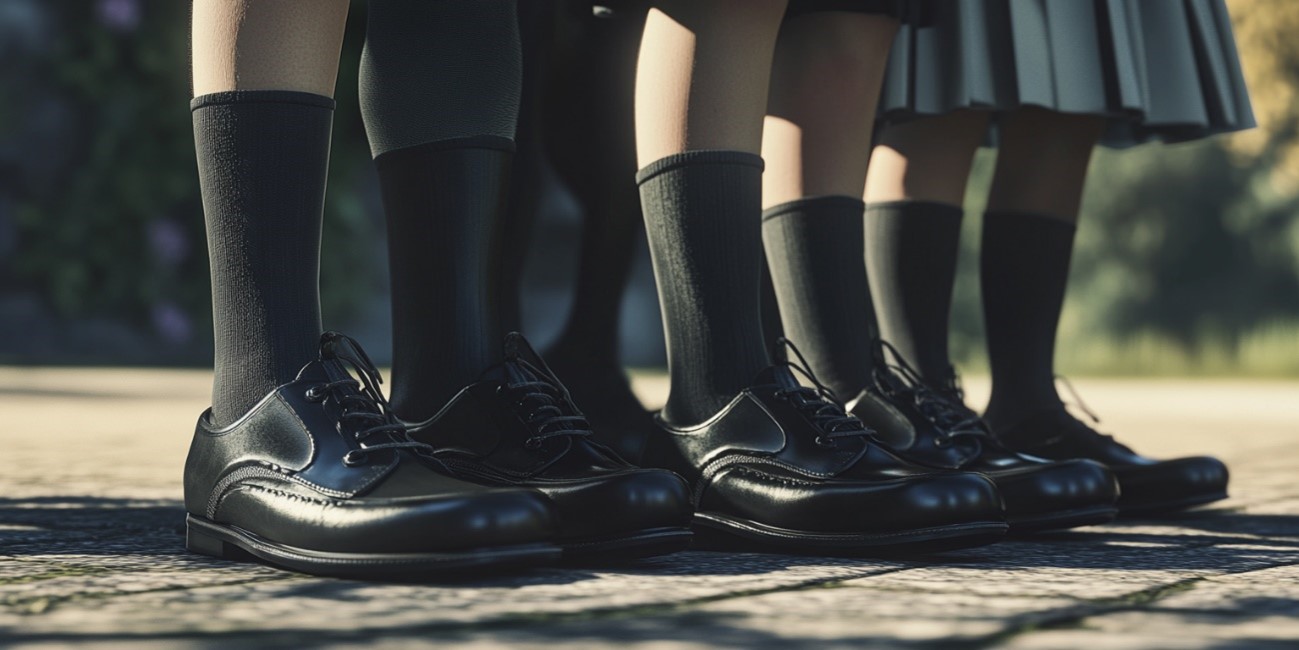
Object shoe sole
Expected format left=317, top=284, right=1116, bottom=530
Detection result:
left=560, top=526, right=694, bottom=563
left=690, top=513, right=1007, bottom=556
left=1118, top=490, right=1229, bottom=516
left=1008, top=505, right=1118, bottom=534
left=186, top=515, right=562, bottom=580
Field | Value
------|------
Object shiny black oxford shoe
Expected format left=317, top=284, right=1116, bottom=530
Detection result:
left=849, top=343, right=1120, bottom=533
left=405, top=333, right=693, bottom=562
left=992, top=399, right=1229, bottom=515
left=636, top=339, right=1007, bottom=555
left=183, top=332, right=561, bottom=578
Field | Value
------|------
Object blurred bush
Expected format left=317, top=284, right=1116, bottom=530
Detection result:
left=0, top=0, right=381, bottom=363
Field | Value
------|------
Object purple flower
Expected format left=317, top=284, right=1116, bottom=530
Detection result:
left=147, top=218, right=188, bottom=267
left=152, top=303, right=193, bottom=345
left=97, top=0, right=140, bottom=32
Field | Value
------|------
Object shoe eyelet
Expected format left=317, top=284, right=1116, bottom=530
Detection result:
left=305, top=387, right=325, bottom=403
left=342, top=450, right=368, bottom=467
left=934, top=436, right=952, bottom=448
left=524, top=436, right=543, bottom=450
left=814, top=435, right=835, bottom=448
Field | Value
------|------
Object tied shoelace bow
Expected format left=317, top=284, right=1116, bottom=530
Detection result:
left=308, top=332, right=436, bottom=467
left=497, top=333, right=594, bottom=450
left=772, top=338, right=874, bottom=448
left=1052, top=375, right=1124, bottom=445
left=871, top=340, right=986, bottom=447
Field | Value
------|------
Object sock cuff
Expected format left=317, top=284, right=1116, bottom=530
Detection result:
left=864, top=199, right=964, bottom=220
left=373, top=135, right=516, bottom=166
left=761, top=195, right=865, bottom=221
left=983, top=209, right=1078, bottom=234
left=191, top=90, right=335, bottom=112
left=635, top=150, right=764, bottom=185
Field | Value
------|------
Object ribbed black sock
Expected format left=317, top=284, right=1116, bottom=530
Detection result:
left=864, top=200, right=964, bottom=385
left=980, top=210, right=1076, bottom=430
left=360, top=0, right=522, bottom=420
left=192, top=91, right=331, bottom=427
left=637, top=151, right=771, bottom=426
left=375, top=140, right=515, bottom=420
left=763, top=196, right=875, bottom=399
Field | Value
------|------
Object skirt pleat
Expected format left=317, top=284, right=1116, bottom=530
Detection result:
left=878, top=0, right=1256, bottom=147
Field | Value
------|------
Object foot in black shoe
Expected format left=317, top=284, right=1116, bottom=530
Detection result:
left=542, top=343, right=662, bottom=466
left=183, top=332, right=561, bottom=579
left=404, top=333, right=694, bottom=562
left=992, top=395, right=1229, bottom=515
left=848, top=342, right=1120, bottom=533
left=639, top=339, right=1007, bottom=555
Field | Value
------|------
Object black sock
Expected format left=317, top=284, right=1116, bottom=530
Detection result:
left=192, top=91, right=331, bottom=427
left=763, top=196, right=875, bottom=399
left=360, top=0, right=522, bottom=420
left=546, top=0, right=646, bottom=367
left=637, top=151, right=771, bottom=425
left=864, top=200, right=964, bottom=385
left=980, top=210, right=1076, bottom=430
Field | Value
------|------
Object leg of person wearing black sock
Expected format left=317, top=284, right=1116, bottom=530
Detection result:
left=634, top=0, right=783, bottom=427
left=359, top=0, right=522, bottom=421
left=540, top=1, right=660, bottom=460
left=192, top=1, right=350, bottom=427
left=978, top=108, right=1103, bottom=432
left=862, top=110, right=989, bottom=392
left=761, top=7, right=897, bottom=401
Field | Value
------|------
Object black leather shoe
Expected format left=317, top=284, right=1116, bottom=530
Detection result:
left=992, top=404, right=1229, bottom=515
left=849, top=343, right=1120, bottom=533
left=405, top=333, right=693, bottom=562
left=184, top=332, right=561, bottom=578
left=638, top=340, right=1007, bottom=555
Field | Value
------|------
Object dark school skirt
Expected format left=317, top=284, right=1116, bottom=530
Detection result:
left=877, top=0, right=1256, bottom=147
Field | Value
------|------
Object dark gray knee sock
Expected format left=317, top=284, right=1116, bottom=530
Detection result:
left=360, top=0, right=522, bottom=420
left=192, top=91, right=331, bottom=427
left=637, top=151, right=771, bottom=426
left=981, top=210, right=1076, bottom=430
left=763, top=196, right=875, bottom=399
left=864, top=200, right=964, bottom=385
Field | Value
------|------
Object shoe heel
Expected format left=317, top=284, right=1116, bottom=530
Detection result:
left=186, top=517, right=250, bottom=561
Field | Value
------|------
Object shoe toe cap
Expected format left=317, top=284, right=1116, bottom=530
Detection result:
left=992, top=459, right=1120, bottom=518
left=540, top=468, right=694, bottom=540
left=704, top=467, right=1003, bottom=535
left=1116, top=455, right=1229, bottom=512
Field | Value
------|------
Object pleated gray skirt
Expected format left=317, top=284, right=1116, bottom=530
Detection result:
left=877, top=0, right=1256, bottom=147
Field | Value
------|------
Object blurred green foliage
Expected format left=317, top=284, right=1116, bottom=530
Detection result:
left=0, top=0, right=380, bottom=357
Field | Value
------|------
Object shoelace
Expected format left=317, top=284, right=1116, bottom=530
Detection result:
left=309, top=332, right=436, bottom=467
left=871, top=340, right=986, bottom=446
left=771, top=338, right=875, bottom=448
left=497, top=333, right=594, bottom=450
left=1052, top=375, right=1123, bottom=445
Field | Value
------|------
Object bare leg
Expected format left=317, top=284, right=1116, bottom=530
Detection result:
left=981, top=108, right=1105, bottom=429
left=759, top=10, right=897, bottom=398
left=864, top=110, right=989, bottom=205
left=860, top=110, right=987, bottom=385
left=192, top=0, right=349, bottom=96
left=636, top=0, right=787, bottom=163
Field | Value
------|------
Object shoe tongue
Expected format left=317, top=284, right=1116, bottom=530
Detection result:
left=478, top=358, right=539, bottom=387
left=754, top=364, right=801, bottom=390
left=293, top=357, right=360, bottom=393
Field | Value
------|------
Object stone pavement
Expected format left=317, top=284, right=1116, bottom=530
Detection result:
left=2, top=367, right=1298, bottom=649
